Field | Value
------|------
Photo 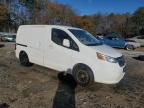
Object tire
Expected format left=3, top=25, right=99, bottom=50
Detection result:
left=19, top=51, right=32, bottom=66
left=125, top=44, right=134, bottom=50
left=73, top=64, right=94, bottom=87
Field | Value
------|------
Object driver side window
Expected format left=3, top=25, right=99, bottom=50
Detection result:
left=51, top=28, right=79, bottom=51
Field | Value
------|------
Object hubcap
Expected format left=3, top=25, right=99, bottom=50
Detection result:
left=77, top=70, right=89, bottom=84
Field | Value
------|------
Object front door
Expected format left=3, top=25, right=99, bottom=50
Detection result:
left=44, top=28, right=79, bottom=71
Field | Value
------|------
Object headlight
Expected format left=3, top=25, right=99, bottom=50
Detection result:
left=105, top=56, right=117, bottom=63
left=97, top=52, right=117, bottom=63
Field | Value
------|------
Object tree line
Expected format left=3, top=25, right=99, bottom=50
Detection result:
left=0, top=0, right=144, bottom=37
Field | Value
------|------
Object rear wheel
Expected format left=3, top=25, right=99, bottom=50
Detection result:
left=19, top=51, right=32, bottom=66
left=125, top=44, right=134, bottom=50
left=73, top=64, right=94, bottom=87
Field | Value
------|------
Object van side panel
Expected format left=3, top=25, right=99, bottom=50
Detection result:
left=44, top=27, right=72, bottom=71
left=16, top=26, right=47, bottom=66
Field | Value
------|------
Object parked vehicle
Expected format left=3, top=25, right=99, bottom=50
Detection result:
left=97, top=33, right=140, bottom=50
left=16, top=25, right=125, bottom=86
left=0, top=32, right=5, bottom=41
left=126, top=35, right=144, bottom=47
left=0, top=33, right=16, bottom=42
left=0, top=36, right=2, bottom=42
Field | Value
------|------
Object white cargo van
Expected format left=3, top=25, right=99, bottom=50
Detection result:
left=16, top=25, right=125, bottom=86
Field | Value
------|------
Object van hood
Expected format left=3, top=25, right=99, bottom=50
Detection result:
left=90, top=44, right=122, bottom=58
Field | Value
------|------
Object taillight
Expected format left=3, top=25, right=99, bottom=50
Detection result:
left=13, top=43, right=16, bottom=50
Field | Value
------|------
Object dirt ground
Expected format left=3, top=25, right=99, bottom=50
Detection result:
left=0, top=42, right=144, bottom=108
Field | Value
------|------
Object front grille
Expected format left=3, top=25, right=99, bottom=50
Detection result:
left=116, top=56, right=125, bottom=67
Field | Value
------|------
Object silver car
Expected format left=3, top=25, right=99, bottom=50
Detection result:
left=127, top=35, right=144, bottom=47
left=0, top=33, right=16, bottom=42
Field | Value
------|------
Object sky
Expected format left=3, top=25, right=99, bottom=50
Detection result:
left=56, top=0, right=144, bottom=15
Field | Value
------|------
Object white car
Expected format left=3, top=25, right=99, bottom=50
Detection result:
left=127, top=42, right=140, bottom=48
left=127, top=35, right=144, bottom=47
left=16, top=25, right=125, bottom=86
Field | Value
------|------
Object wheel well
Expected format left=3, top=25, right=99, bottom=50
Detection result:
left=19, top=51, right=27, bottom=57
left=124, top=44, right=134, bottom=49
left=72, top=63, right=93, bottom=73
left=72, top=63, right=95, bottom=86
left=19, top=50, right=33, bottom=66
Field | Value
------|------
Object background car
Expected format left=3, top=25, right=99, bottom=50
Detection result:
left=0, top=33, right=16, bottom=42
left=126, top=35, right=144, bottom=47
left=97, top=33, right=140, bottom=50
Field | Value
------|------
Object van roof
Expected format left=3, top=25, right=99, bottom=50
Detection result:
left=19, top=25, right=82, bottom=30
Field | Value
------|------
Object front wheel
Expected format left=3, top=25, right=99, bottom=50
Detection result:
left=125, top=44, right=134, bottom=50
left=73, top=64, right=94, bottom=87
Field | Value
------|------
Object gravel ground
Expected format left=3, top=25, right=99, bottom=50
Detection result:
left=0, top=42, right=144, bottom=108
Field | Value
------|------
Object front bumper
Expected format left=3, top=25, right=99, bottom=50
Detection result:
left=100, top=70, right=125, bottom=84
left=92, top=61, right=125, bottom=84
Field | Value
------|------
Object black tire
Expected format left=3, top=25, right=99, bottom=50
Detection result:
left=19, top=51, right=32, bottom=66
left=73, top=64, right=94, bottom=87
left=125, top=44, right=134, bottom=50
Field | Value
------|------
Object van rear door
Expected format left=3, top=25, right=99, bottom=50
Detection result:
left=26, top=27, right=45, bottom=65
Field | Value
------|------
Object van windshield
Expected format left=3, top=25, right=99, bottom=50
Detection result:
left=69, top=29, right=102, bottom=46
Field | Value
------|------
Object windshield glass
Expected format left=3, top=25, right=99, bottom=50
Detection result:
left=69, top=29, right=102, bottom=46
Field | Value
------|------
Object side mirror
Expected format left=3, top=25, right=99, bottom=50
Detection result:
left=63, top=39, right=70, bottom=47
